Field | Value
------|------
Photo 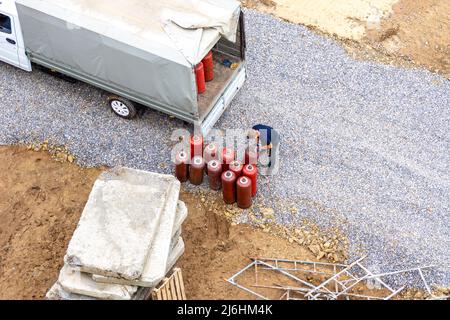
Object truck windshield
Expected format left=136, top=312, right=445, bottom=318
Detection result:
left=0, top=13, right=12, bottom=34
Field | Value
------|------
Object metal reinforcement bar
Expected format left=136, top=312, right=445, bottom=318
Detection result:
left=227, top=257, right=445, bottom=300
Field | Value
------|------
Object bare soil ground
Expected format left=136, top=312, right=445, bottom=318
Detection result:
left=0, top=146, right=316, bottom=300
left=0, top=146, right=102, bottom=299
left=0, top=146, right=443, bottom=299
left=179, top=192, right=317, bottom=299
left=365, top=0, right=450, bottom=76
left=242, top=0, right=450, bottom=77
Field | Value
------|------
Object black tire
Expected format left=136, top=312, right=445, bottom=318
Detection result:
left=107, top=96, right=137, bottom=119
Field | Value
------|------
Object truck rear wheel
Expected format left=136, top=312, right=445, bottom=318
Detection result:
left=107, top=96, right=137, bottom=119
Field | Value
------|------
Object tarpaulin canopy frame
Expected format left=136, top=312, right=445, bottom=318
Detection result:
left=14, top=0, right=243, bottom=124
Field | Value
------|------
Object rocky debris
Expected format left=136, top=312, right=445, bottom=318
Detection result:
left=260, top=207, right=275, bottom=220
left=433, top=286, right=450, bottom=297
left=401, top=286, right=450, bottom=300
left=27, top=140, right=76, bottom=163
left=189, top=188, right=349, bottom=263
left=257, top=221, right=349, bottom=263
left=46, top=167, right=187, bottom=300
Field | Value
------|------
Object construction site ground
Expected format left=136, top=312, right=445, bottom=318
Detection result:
left=0, top=0, right=448, bottom=299
left=242, top=0, right=450, bottom=77
left=2, top=146, right=431, bottom=300
left=0, top=145, right=316, bottom=299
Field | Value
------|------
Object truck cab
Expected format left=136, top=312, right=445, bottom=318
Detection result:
left=0, top=1, right=31, bottom=71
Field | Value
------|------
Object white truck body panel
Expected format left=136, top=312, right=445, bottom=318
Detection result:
left=0, top=0, right=31, bottom=71
left=0, top=0, right=246, bottom=135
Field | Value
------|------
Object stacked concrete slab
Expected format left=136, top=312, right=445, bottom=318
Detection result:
left=46, top=167, right=187, bottom=300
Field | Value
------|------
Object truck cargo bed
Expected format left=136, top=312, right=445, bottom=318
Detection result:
left=197, top=51, right=242, bottom=122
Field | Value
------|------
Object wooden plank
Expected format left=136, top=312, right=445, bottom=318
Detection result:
left=151, top=268, right=186, bottom=300
left=169, top=276, right=178, bottom=300
left=177, top=269, right=187, bottom=300
left=161, top=283, right=168, bottom=300
left=166, top=281, right=173, bottom=300
left=166, top=275, right=174, bottom=300
left=176, top=269, right=186, bottom=300
left=174, top=270, right=183, bottom=300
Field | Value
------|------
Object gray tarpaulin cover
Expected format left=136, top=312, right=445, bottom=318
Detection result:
left=15, top=0, right=241, bottom=117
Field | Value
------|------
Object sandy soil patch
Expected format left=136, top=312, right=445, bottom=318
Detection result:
left=0, top=146, right=102, bottom=299
left=366, top=0, right=450, bottom=75
left=246, top=0, right=398, bottom=40
left=242, top=0, right=450, bottom=77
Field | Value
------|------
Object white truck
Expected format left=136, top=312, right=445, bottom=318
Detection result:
left=0, top=0, right=247, bottom=135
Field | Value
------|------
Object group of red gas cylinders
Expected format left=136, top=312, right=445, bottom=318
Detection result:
left=195, top=51, right=214, bottom=94
left=174, top=135, right=258, bottom=209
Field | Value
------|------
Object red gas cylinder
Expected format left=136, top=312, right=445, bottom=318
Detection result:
left=245, top=148, right=258, bottom=165
left=237, top=176, right=252, bottom=209
left=190, top=134, right=204, bottom=159
left=189, top=156, right=205, bottom=185
left=195, top=62, right=206, bottom=94
left=202, top=51, right=214, bottom=82
left=174, top=150, right=189, bottom=182
left=243, top=164, right=257, bottom=197
left=204, top=143, right=218, bottom=163
left=220, top=147, right=235, bottom=172
left=221, top=170, right=237, bottom=204
left=229, top=160, right=243, bottom=177
left=207, top=160, right=222, bottom=191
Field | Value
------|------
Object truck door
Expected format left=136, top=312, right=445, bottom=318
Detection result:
left=0, top=12, right=20, bottom=68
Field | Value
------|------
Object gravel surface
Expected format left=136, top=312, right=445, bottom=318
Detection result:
left=0, top=9, right=449, bottom=288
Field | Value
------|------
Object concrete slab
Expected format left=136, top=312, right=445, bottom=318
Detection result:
left=171, top=228, right=182, bottom=250
left=170, top=201, right=186, bottom=248
left=132, top=238, right=185, bottom=300
left=46, top=282, right=97, bottom=300
left=165, top=237, right=185, bottom=273
left=133, top=177, right=180, bottom=286
left=174, top=200, right=188, bottom=231
left=58, top=264, right=138, bottom=300
left=65, top=167, right=180, bottom=280
left=93, top=237, right=185, bottom=287
left=47, top=282, right=157, bottom=301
